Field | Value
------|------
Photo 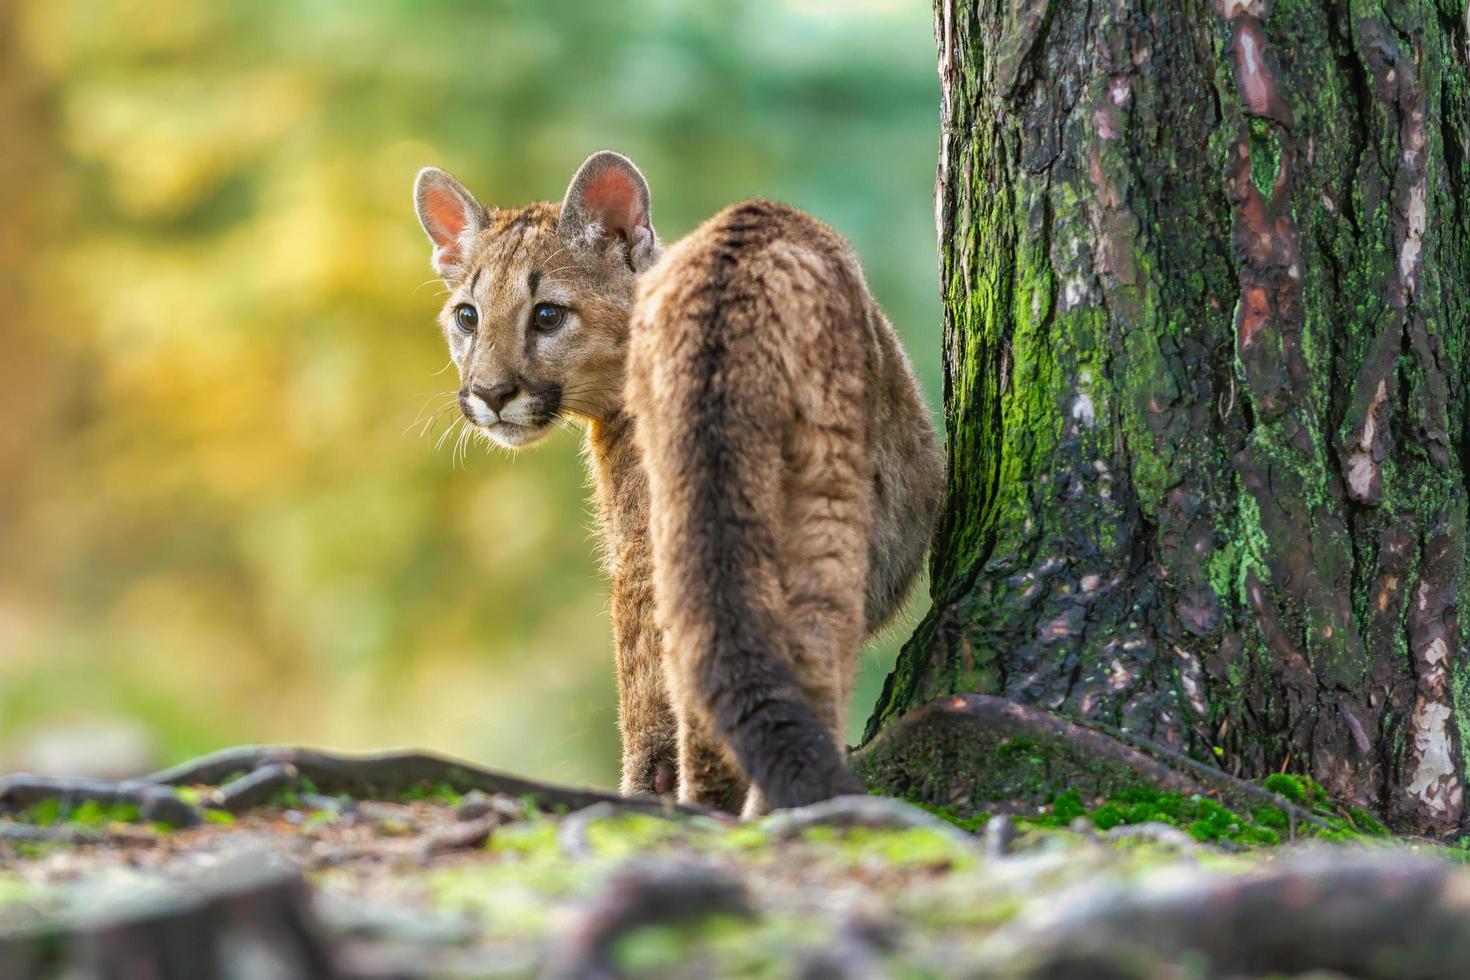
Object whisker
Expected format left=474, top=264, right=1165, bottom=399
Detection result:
left=556, top=402, right=610, bottom=426
left=557, top=391, right=614, bottom=403
left=409, top=389, right=459, bottom=414
left=459, top=420, right=474, bottom=466
left=412, top=403, right=460, bottom=439
left=556, top=383, right=624, bottom=397
left=434, top=417, right=462, bottom=452
left=557, top=391, right=622, bottom=402
left=408, top=385, right=460, bottom=399
left=454, top=421, right=471, bottom=468
left=412, top=278, right=450, bottom=297
left=406, top=391, right=461, bottom=435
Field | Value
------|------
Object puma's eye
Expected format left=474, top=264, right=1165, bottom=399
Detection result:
left=454, top=304, right=478, bottom=334
left=531, top=303, right=567, bottom=332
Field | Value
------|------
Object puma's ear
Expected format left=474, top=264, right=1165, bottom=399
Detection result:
left=558, top=151, right=659, bottom=272
left=414, top=167, right=490, bottom=277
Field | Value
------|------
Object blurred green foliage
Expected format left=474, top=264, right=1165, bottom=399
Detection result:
left=0, top=0, right=940, bottom=787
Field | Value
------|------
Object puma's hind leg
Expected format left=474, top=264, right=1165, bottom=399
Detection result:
left=673, top=699, right=749, bottom=814
left=736, top=418, right=874, bottom=818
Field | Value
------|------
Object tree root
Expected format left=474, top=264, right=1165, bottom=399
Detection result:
left=150, top=745, right=703, bottom=816
left=213, top=762, right=299, bottom=812
left=541, top=860, right=751, bottom=980
left=978, top=849, right=1470, bottom=977
left=851, top=694, right=1332, bottom=833
left=88, top=862, right=334, bottom=979
left=558, top=801, right=652, bottom=859
left=0, top=746, right=706, bottom=831
left=0, top=775, right=201, bottom=827
left=1074, top=718, right=1332, bottom=833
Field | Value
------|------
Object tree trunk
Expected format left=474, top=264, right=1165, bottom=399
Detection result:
left=867, top=0, right=1470, bottom=836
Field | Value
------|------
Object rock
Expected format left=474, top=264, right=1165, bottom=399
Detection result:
left=983, top=815, right=1017, bottom=858
left=454, top=790, right=522, bottom=824
left=419, top=817, right=496, bottom=856
left=8, top=721, right=157, bottom=781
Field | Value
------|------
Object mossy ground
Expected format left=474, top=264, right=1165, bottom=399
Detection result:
left=13, top=798, right=146, bottom=829
left=914, top=772, right=1393, bottom=849
left=2, top=781, right=1462, bottom=976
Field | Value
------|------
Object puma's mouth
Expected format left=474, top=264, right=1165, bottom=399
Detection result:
left=483, top=419, right=552, bottom=448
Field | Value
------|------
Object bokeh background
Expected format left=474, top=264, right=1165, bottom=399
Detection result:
left=0, top=0, right=941, bottom=787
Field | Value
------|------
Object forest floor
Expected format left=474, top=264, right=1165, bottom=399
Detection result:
left=5, top=777, right=1470, bottom=978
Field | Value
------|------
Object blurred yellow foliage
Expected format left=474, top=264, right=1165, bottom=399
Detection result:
left=0, top=0, right=939, bottom=786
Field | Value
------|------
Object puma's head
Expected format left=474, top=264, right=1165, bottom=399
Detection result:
left=413, top=151, right=660, bottom=448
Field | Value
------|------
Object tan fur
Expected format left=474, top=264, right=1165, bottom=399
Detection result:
left=628, top=202, right=941, bottom=815
left=414, top=155, right=942, bottom=814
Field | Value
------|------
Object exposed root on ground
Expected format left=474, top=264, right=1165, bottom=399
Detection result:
left=542, top=862, right=751, bottom=980
left=0, top=746, right=708, bottom=829
left=853, top=694, right=1334, bottom=833
left=0, top=775, right=201, bottom=827
left=149, top=745, right=706, bottom=816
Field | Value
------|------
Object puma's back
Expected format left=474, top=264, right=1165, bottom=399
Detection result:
left=627, top=200, right=942, bottom=812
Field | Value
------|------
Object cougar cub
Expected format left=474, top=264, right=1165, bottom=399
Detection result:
left=413, top=151, right=941, bottom=815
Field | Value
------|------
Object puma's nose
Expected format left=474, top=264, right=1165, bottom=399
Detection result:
left=473, top=382, right=520, bottom=414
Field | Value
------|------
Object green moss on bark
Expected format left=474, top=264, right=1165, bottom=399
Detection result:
left=872, top=0, right=1470, bottom=837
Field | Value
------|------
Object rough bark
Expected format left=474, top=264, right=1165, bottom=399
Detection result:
left=869, top=0, right=1470, bottom=835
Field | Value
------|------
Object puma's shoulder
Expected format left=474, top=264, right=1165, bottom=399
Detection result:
left=632, top=199, right=871, bottom=356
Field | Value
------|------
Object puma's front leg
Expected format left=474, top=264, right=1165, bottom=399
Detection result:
left=617, top=664, right=677, bottom=798
left=612, top=557, right=678, bottom=798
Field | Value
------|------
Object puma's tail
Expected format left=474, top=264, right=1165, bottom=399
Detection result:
left=628, top=204, right=866, bottom=810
